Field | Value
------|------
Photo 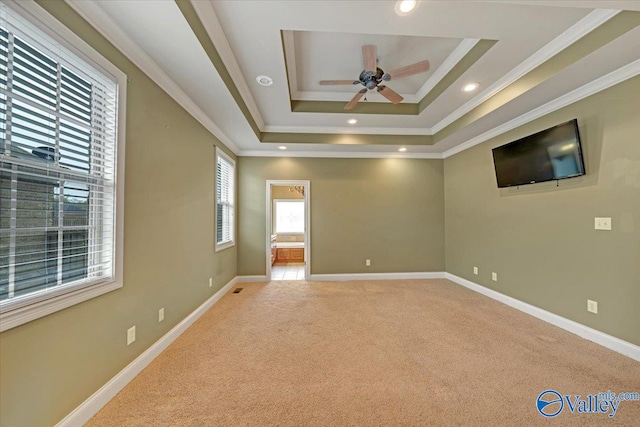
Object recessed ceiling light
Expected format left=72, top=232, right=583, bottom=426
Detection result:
left=256, top=75, right=273, bottom=86
left=278, top=146, right=287, bottom=150
left=395, top=0, right=417, bottom=16
left=463, top=82, right=479, bottom=92
left=347, top=119, right=358, bottom=125
left=398, top=147, right=407, bottom=152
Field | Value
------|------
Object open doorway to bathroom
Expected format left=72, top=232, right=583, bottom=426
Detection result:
left=266, top=180, right=310, bottom=281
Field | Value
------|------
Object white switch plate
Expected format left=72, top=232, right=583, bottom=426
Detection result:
left=158, top=307, right=164, bottom=322
left=492, top=272, right=498, bottom=281
left=473, top=266, right=478, bottom=275
left=587, top=299, right=598, bottom=314
left=365, top=259, right=371, bottom=267
left=594, top=217, right=612, bottom=230
left=127, top=326, right=136, bottom=346
left=209, top=277, right=213, bottom=288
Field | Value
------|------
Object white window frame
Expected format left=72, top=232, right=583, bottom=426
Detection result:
left=215, top=148, right=235, bottom=252
left=273, top=199, right=305, bottom=235
left=0, top=0, right=126, bottom=332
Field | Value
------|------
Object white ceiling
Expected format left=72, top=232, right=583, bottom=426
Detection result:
left=67, top=0, right=640, bottom=158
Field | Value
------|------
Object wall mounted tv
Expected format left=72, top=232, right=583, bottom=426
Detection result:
left=492, top=119, right=585, bottom=188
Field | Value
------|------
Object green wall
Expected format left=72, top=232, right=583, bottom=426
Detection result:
left=445, top=76, right=640, bottom=346
left=0, top=2, right=237, bottom=426
left=238, top=157, right=445, bottom=275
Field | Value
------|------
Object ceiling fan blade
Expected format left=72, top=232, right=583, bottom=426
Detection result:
left=344, top=89, right=368, bottom=111
left=377, top=85, right=404, bottom=104
left=387, top=60, right=430, bottom=80
left=362, top=45, right=377, bottom=73
left=319, top=80, right=359, bottom=85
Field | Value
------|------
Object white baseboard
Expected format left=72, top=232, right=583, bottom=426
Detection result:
left=309, top=272, right=446, bottom=281
left=445, top=273, right=640, bottom=362
left=236, top=275, right=268, bottom=282
left=56, top=276, right=239, bottom=427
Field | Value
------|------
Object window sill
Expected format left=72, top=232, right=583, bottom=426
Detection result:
left=215, top=241, right=235, bottom=253
left=0, top=280, right=122, bottom=332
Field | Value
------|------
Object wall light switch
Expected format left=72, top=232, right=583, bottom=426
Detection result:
left=473, top=266, right=478, bottom=275
left=492, top=272, right=498, bottom=281
left=127, top=326, right=136, bottom=346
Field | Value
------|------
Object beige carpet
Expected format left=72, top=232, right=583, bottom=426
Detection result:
left=87, top=279, right=640, bottom=426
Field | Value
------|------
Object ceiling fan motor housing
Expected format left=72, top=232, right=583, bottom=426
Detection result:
left=360, top=67, right=385, bottom=90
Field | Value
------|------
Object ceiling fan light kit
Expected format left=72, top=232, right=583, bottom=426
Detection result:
left=319, top=44, right=430, bottom=110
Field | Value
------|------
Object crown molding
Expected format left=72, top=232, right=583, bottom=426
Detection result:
left=283, top=29, right=301, bottom=102
left=239, top=150, right=443, bottom=159
left=414, top=38, right=479, bottom=102
left=65, top=0, right=241, bottom=155
left=292, top=90, right=391, bottom=102
left=189, top=0, right=265, bottom=131
left=442, top=58, right=640, bottom=158
left=431, top=9, right=620, bottom=134
left=263, top=125, right=432, bottom=136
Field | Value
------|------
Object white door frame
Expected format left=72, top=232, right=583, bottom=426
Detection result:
left=266, top=180, right=310, bottom=281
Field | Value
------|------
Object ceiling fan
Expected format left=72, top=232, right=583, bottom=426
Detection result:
left=319, top=45, right=430, bottom=110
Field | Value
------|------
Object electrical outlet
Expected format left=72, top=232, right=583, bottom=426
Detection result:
left=209, top=277, right=213, bottom=288
left=158, top=307, right=164, bottom=322
left=127, top=326, right=136, bottom=346
left=594, top=217, right=612, bottom=230
left=365, top=259, right=371, bottom=267
left=492, top=272, right=498, bottom=281
left=587, top=299, right=598, bottom=314
left=473, top=266, right=478, bottom=275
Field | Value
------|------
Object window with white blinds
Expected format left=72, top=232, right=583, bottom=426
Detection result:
left=215, top=149, right=234, bottom=251
left=0, top=2, right=125, bottom=330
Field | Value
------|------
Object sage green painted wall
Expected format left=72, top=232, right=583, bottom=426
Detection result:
left=444, top=76, right=640, bottom=346
left=0, top=2, right=237, bottom=426
left=238, top=157, right=445, bottom=275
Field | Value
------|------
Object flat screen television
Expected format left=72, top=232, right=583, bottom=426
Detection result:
left=492, top=119, right=585, bottom=188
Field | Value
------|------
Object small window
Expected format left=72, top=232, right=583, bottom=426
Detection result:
left=0, top=1, right=126, bottom=331
left=274, top=200, right=304, bottom=234
left=215, top=149, right=234, bottom=251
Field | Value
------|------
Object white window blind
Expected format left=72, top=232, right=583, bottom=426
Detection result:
left=0, top=4, right=119, bottom=315
left=274, top=200, right=304, bottom=233
left=215, top=149, right=234, bottom=250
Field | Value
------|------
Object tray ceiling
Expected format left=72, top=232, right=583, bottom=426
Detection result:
left=67, top=0, right=640, bottom=157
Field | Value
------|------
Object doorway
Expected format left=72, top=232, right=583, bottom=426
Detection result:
left=266, top=180, right=310, bottom=281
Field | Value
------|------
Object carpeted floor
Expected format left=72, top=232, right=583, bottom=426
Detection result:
left=87, top=279, right=640, bottom=426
